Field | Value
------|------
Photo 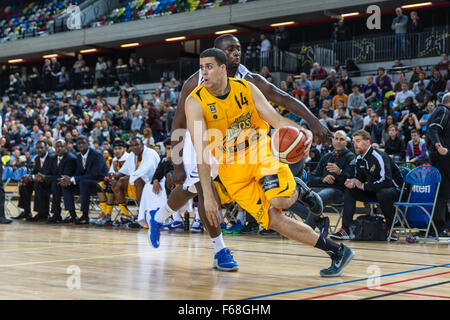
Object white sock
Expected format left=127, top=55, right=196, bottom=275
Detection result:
left=173, top=210, right=183, bottom=222
left=194, top=206, right=200, bottom=220
left=211, top=233, right=226, bottom=254
left=155, top=203, right=176, bottom=223
left=237, top=210, right=245, bottom=224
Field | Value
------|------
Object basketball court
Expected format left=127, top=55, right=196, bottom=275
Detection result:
left=1, top=207, right=448, bottom=300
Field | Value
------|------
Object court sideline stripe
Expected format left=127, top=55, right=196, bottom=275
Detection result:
left=242, top=263, right=450, bottom=300
left=362, top=280, right=450, bottom=300
left=366, top=287, right=450, bottom=299
left=302, top=270, right=450, bottom=300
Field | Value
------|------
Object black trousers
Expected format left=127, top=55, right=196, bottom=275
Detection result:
left=0, top=165, right=5, bottom=218
left=342, top=187, right=399, bottom=233
left=66, top=179, right=102, bottom=215
left=18, top=181, right=51, bottom=217
left=51, top=181, right=76, bottom=217
left=430, top=154, right=450, bottom=232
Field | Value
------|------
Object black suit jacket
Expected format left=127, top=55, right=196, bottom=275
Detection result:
left=46, top=152, right=77, bottom=183
left=74, top=148, right=109, bottom=183
left=32, top=153, right=54, bottom=176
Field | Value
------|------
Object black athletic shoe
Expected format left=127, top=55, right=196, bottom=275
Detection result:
left=74, top=216, right=89, bottom=225
left=259, top=228, right=279, bottom=236
left=241, top=223, right=260, bottom=234
left=11, top=211, right=31, bottom=220
left=47, top=215, right=62, bottom=224
left=63, top=215, right=76, bottom=224
left=294, top=177, right=323, bottom=216
left=320, top=244, right=355, bottom=277
left=0, top=216, right=12, bottom=224
left=26, top=214, right=47, bottom=222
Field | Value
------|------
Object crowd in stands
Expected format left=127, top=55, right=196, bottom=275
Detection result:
left=0, top=0, right=85, bottom=43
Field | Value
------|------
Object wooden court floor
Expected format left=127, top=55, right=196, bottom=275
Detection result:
left=0, top=206, right=449, bottom=300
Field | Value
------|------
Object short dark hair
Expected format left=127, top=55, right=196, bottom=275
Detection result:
left=163, top=138, right=171, bottom=147
left=200, top=48, right=227, bottom=66
left=410, top=129, right=419, bottom=135
left=214, top=34, right=237, bottom=49
left=351, top=108, right=360, bottom=115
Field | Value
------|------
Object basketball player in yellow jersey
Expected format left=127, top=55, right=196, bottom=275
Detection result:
left=185, top=48, right=355, bottom=277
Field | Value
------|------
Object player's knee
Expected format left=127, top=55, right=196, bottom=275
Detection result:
left=267, top=207, right=282, bottom=230
left=270, top=193, right=297, bottom=209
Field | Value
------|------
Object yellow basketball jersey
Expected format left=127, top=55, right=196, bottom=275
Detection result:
left=189, top=78, right=270, bottom=164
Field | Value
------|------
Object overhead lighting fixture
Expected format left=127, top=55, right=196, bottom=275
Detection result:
left=165, top=36, right=186, bottom=42
left=8, top=59, right=24, bottom=63
left=341, top=12, right=359, bottom=18
left=43, top=54, right=58, bottom=58
left=215, top=29, right=238, bottom=35
left=80, top=48, right=97, bottom=53
left=270, top=21, right=295, bottom=27
left=120, top=42, right=140, bottom=48
left=401, top=2, right=432, bottom=9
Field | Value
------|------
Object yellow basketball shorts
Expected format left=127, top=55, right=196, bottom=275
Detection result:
left=213, top=178, right=233, bottom=205
left=127, top=183, right=137, bottom=200
left=218, top=158, right=295, bottom=230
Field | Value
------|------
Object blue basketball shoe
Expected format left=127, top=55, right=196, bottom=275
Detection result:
left=146, top=209, right=162, bottom=248
left=213, top=248, right=239, bottom=272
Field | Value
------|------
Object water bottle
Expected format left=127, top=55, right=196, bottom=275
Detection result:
left=184, top=211, right=190, bottom=231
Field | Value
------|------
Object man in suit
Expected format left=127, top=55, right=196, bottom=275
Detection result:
left=15, top=140, right=53, bottom=222
left=35, top=139, right=77, bottom=223
left=59, top=136, right=109, bottom=224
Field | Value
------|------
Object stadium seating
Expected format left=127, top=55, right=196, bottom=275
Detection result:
left=0, top=0, right=85, bottom=43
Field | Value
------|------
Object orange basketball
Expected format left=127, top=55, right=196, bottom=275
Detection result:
left=271, top=126, right=310, bottom=164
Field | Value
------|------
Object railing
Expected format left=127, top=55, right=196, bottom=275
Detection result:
left=288, top=26, right=449, bottom=68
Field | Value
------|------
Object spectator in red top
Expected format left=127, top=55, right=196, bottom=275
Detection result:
left=291, top=81, right=306, bottom=103
left=436, top=53, right=449, bottom=71
left=147, top=101, right=163, bottom=142
left=310, top=62, right=327, bottom=80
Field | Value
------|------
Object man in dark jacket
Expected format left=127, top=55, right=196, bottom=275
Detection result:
left=59, top=136, right=109, bottom=224
left=307, top=130, right=355, bottom=232
left=15, top=141, right=53, bottom=221
left=35, top=139, right=77, bottom=223
left=147, top=102, right=163, bottom=142
left=426, top=93, right=450, bottom=237
left=331, top=130, right=403, bottom=240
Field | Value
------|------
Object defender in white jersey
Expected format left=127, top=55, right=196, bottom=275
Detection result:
left=146, top=35, right=330, bottom=271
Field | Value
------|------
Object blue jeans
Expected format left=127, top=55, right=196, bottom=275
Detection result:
left=395, top=34, right=406, bottom=59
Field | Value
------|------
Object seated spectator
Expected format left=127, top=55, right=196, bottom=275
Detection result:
left=426, top=70, right=446, bottom=100
left=348, top=108, right=364, bottom=135
left=321, top=79, right=336, bottom=96
left=260, top=66, right=273, bottom=83
left=376, top=97, right=395, bottom=122
left=410, top=66, right=426, bottom=84
left=321, top=99, right=334, bottom=118
left=436, top=52, right=449, bottom=72
left=406, top=129, right=429, bottom=165
left=297, top=72, right=312, bottom=95
left=363, top=106, right=377, bottom=127
left=306, top=130, right=355, bottom=232
left=330, top=130, right=403, bottom=240
left=345, top=59, right=360, bottom=77
left=331, top=85, right=348, bottom=110
left=310, top=62, right=327, bottom=80
left=100, top=120, right=116, bottom=143
left=398, top=112, right=421, bottom=143
left=333, top=107, right=350, bottom=132
left=375, top=67, right=393, bottom=97
left=384, top=125, right=405, bottom=161
left=412, top=72, right=430, bottom=95
left=319, top=109, right=334, bottom=131
left=8, top=126, right=22, bottom=148
left=143, top=128, right=155, bottom=147
left=325, top=69, right=338, bottom=87
left=318, top=87, right=332, bottom=109
left=391, top=59, right=404, bottom=73
left=393, top=83, right=415, bottom=108
left=362, top=76, right=379, bottom=104
left=339, top=69, right=353, bottom=94
left=381, top=115, right=397, bottom=144
left=347, top=84, right=366, bottom=111
left=307, top=97, right=319, bottom=117
left=393, top=72, right=408, bottom=93
left=364, top=113, right=383, bottom=145
left=419, top=101, right=436, bottom=134
left=291, top=81, right=306, bottom=103
left=414, top=81, right=432, bottom=109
